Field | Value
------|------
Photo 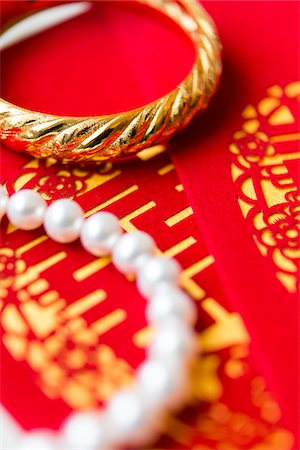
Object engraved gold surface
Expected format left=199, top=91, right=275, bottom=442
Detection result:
left=0, top=0, right=222, bottom=163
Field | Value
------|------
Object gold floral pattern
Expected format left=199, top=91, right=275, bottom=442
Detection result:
left=230, top=82, right=300, bottom=293
left=0, top=133, right=295, bottom=448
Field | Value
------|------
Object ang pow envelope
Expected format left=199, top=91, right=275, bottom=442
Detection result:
left=170, top=0, right=300, bottom=445
left=0, top=1, right=299, bottom=449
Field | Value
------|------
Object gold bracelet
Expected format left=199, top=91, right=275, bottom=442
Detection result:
left=0, top=0, right=222, bottom=163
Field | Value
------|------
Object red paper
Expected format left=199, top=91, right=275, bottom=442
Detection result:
left=0, top=1, right=299, bottom=448
left=170, top=0, right=300, bottom=441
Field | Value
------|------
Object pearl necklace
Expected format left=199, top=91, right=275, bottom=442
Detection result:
left=0, top=185, right=198, bottom=450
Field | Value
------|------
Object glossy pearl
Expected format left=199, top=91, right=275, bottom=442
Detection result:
left=149, top=319, right=197, bottom=363
left=137, top=359, right=189, bottom=410
left=146, top=284, right=197, bottom=326
left=137, top=256, right=181, bottom=297
left=0, top=185, right=8, bottom=220
left=106, top=389, right=159, bottom=446
left=18, top=431, right=58, bottom=450
left=0, top=189, right=197, bottom=449
left=81, top=212, right=121, bottom=256
left=7, top=190, right=46, bottom=230
left=63, top=412, right=108, bottom=450
left=112, top=231, right=155, bottom=274
left=44, top=199, right=83, bottom=243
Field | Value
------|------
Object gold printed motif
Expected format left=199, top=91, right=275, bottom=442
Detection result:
left=133, top=326, right=154, bottom=348
left=181, top=256, right=214, bottom=300
left=230, top=82, right=300, bottom=293
left=137, top=144, right=167, bottom=161
left=85, top=185, right=138, bottom=217
left=158, top=163, right=175, bottom=176
left=200, top=299, right=250, bottom=352
left=1, top=143, right=292, bottom=447
left=73, top=257, right=111, bottom=282
left=165, top=206, right=194, bottom=227
left=120, top=201, right=156, bottom=232
left=176, top=183, right=184, bottom=192
left=64, top=290, right=106, bottom=318
left=91, top=309, right=127, bottom=335
left=0, top=243, right=133, bottom=408
left=164, top=236, right=197, bottom=258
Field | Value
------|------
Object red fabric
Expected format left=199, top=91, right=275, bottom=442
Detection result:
left=0, top=1, right=299, bottom=448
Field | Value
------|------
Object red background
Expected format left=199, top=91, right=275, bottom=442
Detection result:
left=1, top=1, right=299, bottom=448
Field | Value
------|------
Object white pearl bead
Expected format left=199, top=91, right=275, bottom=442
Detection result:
left=137, top=256, right=181, bottom=297
left=149, top=319, right=197, bottom=363
left=80, top=212, right=121, bottom=256
left=63, top=411, right=109, bottom=450
left=7, top=190, right=46, bottom=230
left=147, top=284, right=197, bottom=326
left=44, top=199, right=83, bottom=243
left=112, top=231, right=155, bottom=274
left=17, top=431, right=58, bottom=450
left=0, top=185, right=8, bottom=220
left=106, top=389, right=160, bottom=446
left=137, top=359, right=189, bottom=410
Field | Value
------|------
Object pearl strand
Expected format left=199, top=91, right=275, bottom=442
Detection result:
left=0, top=186, right=198, bottom=450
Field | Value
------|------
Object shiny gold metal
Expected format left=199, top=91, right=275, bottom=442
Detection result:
left=0, top=0, right=222, bottom=163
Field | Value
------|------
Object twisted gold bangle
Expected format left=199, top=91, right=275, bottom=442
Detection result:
left=0, top=0, right=222, bottom=163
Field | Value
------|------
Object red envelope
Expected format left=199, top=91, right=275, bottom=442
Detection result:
left=170, top=0, right=300, bottom=442
left=0, top=1, right=299, bottom=448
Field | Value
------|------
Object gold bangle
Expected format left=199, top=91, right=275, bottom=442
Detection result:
left=0, top=0, right=222, bottom=163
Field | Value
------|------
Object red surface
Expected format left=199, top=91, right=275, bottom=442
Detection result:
left=171, top=0, right=300, bottom=439
left=0, top=1, right=299, bottom=448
